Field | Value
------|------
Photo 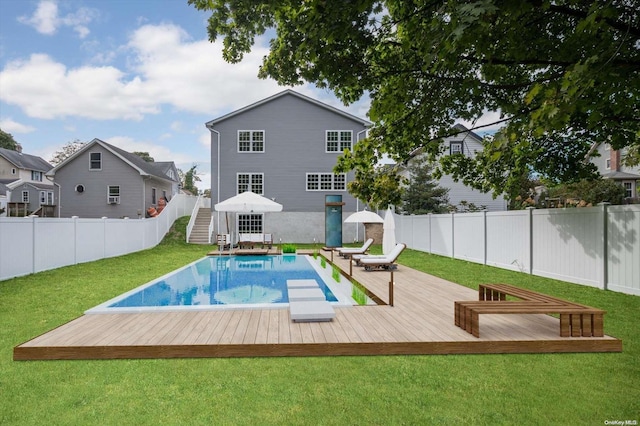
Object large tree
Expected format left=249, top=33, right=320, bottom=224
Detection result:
left=49, top=140, right=86, bottom=165
left=0, top=128, right=19, bottom=151
left=400, top=156, right=450, bottom=214
left=190, top=0, right=640, bottom=204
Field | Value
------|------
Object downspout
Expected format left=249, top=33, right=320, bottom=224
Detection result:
left=207, top=125, right=221, bottom=234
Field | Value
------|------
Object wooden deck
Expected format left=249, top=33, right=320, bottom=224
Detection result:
left=14, top=251, right=622, bottom=360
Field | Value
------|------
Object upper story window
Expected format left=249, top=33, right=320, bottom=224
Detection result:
left=237, top=173, right=264, bottom=195
left=31, top=171, right=42, bottom=181
left=90, top=152, right=102, bottom=170
left=238, top=131, right=265, bottom=152
left=326, top=131, right=353, bottom=153
left=11, top=168, right=16, bottom=175
left=450, top=141, right=463, bottom=155
left=306, top=173, right=346, bottom=191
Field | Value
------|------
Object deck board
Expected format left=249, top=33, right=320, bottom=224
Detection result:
left=14, top=252, right=622, bottom=360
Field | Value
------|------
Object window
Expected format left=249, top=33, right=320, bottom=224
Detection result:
left=31, top=171, right=42, bottom=181
left=107, top=185, right=120, bottom=204
left=39, top=191, right=46, bottom=205
left=47, top=191, right=54, bottom=205
left=22, top=191, right=29, bottom=203
left=237, top=173, right=264, bottom=195
left=237, top=214, right=263, bottom=234
left=306, top=173, right=347, bottom=191
left=238, top=131, right=265, bottom=152
left=326, top=131, right=353, bottom=152
left=11, top=168, right=16, bottom=175
left=151, top=188, right=157, bottom=204
left=90, top=152, right=102, bottom=170
left=450, top=141, right=463, bottom=155
left=623, top=182, right=633, bottom=198
left=75, top=184, right=85, bottom=193
left=606, top=158, right=611, bottom=169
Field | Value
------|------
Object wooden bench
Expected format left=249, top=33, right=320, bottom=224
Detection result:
left=454, top=284, right=606, bottom=338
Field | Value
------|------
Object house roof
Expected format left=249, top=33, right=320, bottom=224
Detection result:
left=602, top=171, right=640, bottom=180
left=205, top=89, right=372, bottom=128
left=46, top=139, right=179, bottom=182
left=0, top=147, right=52, bottom=172
left=0, top=182, right=9, bottom=196
left=406, top=123, right=483, bottom=160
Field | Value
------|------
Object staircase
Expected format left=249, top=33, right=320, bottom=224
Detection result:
left=188, top=208, right=212, bottom=244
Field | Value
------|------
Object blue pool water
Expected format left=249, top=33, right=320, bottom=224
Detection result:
left=88, top=255, right=339, bottom=312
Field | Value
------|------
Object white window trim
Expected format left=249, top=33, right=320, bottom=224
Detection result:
left=306, top=172, right=347, bottom=191
left=151, top=187, right=157, bottom=205
left=90, top=152, right=102, bottom=171
left=450, top=141, right=463, bottom=155
left=22, top=190, right=29, bottom=203
left=606, top=158, right=611, bottom=170
left=237, top=213, right=264, bottom=234
left=237, top=130, right=265, bottom=153
left=39, top=191, right=46, bottom=205
left=31, top=171, right=42, bottom=181
left=325, top=130, right=353, bottom=153
left=236, top=172, right=264, bottom=195
left=107, top=185, right=120, bottom=204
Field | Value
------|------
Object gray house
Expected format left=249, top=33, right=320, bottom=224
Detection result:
left=46, top=138, right=180, bottom=218
left=206, top=90, right=371, bottom=243
left=590, top=143, right=640, bottom=201
left=0, top=146, right=55, bottom=216
left=400, top=124, right=508, bottom=212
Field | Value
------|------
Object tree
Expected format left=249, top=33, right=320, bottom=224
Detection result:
left=50, top=140, right=86, bottom=165
left=189, top=0, right=640, bottom=203
left=181, top=165, right=201, bottom=194
left=0, top=128, right=19, bottom=150
left=133, top=152, right=154, bottom=162
left=400, top=156, right=449, bottom=214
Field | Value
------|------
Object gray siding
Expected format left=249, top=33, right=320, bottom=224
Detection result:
left=55, top=146, right=145, bottom=218
left=210, top=93, right=367, bottom=213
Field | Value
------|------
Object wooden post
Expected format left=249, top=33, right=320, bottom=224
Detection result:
left=389, top=269, right=394, bottom=306
left=349, top=255, right=353, bottom=276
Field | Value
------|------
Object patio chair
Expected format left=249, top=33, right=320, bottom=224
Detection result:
left=264, top=233, right=273, bottom=248
left=336, top=238, right=374, bottom=258
left=358, top=243, right=406, bottom=271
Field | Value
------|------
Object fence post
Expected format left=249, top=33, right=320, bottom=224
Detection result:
left=451, top=212, right=455, bottom=258
left=72, top=216, right=78, bottom=265
left=527, top=207, right=535, bottom=275
left=599, top=202, right=610, bottom=290
left=428, top=213, right=432, bottom=254
left=483, top=210, right=488, bottom=265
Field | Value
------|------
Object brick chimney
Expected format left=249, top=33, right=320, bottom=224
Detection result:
left=610, top=149, right=620, bottom=172
left=15, top=143, right=22, bottom=153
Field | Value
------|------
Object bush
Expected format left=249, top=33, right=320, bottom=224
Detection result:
left=282, top=244, right=297, bottom=253
left=546, top=178, right=626, bottom=207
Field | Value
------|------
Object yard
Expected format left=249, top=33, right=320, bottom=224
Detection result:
left=1, top=218, right=638, bottom=425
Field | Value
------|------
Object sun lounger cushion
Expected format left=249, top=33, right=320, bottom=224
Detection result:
left=290, top=301, right=335, bottom=322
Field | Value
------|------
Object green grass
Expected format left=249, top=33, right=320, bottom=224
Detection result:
left=1, top=227, right=638, bottom=425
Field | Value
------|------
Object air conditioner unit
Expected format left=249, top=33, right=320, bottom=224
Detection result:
left=108, top=196, right=120, bottom=204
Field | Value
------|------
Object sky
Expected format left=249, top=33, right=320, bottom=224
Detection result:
left=0, top=0, right=501, bottom=191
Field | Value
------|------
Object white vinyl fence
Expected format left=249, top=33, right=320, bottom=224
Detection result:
left=0, top=193, right=198, bottom=281
left=396, top=205, right=640, bottom=296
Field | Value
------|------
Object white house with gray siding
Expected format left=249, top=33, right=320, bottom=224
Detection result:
left=46, top=139, right=180, bottom=219
left=206, top=90, right=371, bottom=243
left=400, top=124, right=508, bottom=212
left=589, top=143, right=640, bottom=201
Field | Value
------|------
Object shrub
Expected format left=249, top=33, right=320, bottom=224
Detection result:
left=282, top=244, right=296, bottom=254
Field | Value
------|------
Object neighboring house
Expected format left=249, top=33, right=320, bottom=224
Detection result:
left=0, top=181, right=8, bottom=216
left=0, top=145, right=55, bottom=216
left=399, top=124, right=508, bottom=212
left=46, top=138, right=180, bottom=218
left=590, top=143, right=640, bottom=201
left=206, top=89, right=371, bottom=243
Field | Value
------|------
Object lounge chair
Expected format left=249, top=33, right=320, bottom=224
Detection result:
left=358, top=243, right=406, bottom=271
left=336, top=238, right=374, bottom=258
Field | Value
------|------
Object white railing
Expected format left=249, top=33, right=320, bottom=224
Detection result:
left=208, top=216, right=215, bottom=244
left=0, top=193, right=198, bottom=281
left=185, top=195, right=204, bottom=243
left=396, top=205, right=640, bottom=296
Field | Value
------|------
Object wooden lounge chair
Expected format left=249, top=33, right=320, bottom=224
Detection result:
left=336, top=238, right=374, bottom=258
left=359, top=243, right=406, bottom=271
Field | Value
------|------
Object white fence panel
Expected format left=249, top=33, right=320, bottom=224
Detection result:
left=453, top=212, right=484, bottom=264
left=33, top=218, right=76, bottom=273
left=143, top=218, right=159, bottom=248
left=104, top=219, right=144, bottom=258
left=532, top=207, right=604, bottom=288
left=0, top=218, right=34, bottom=279
left=486, top=210, right=531, bottom=272
left=607, top=205, right=640, bottom=295
left=76, top=219, right=107, bottom=263
left=412, top=216, right=431, bottom=252
left=430, top=214, right=453, bottom=257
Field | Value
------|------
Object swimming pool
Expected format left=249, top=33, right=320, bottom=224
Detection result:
left=86, top=255, right=355, bottom=313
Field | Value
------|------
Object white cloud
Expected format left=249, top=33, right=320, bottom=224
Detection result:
left=104, top=136, right=194, bottom=165
left=0, top=23, right=286, bottom=121
left=198, top=131, right=210, bottom=148
left=0, top=118, right=35, bottom=133
left=17, top=0, right=98, bottom=38
left=458, top=110, right=505, bottom=135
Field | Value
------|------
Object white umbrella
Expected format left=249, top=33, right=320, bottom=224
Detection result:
left=344, top=209, right=384, bottom=223
left=382, top=207, right=396, bottom=255
left=214, top=191, right=283, bottom=212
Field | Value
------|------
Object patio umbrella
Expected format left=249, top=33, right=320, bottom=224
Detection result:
left=344, top=209, right=383, bottom=223
left=382, top=207, right=396, bottom=255
left=214, top=191, right=283, bottom=213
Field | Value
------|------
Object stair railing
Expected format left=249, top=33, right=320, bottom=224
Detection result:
left=185, top=194, right=203, bottom=243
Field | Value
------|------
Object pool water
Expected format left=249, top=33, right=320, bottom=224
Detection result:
left=86, top=255, right=348, bottom=313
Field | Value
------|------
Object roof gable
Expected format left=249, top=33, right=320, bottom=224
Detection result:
left=0, top=147, right=52, bottom=172
left=205, top=89, right=371, bottom=128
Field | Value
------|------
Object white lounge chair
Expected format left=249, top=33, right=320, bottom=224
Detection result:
left=358, top=243, right=406, bottom=271
left=336, top=238, right=374, bottom=258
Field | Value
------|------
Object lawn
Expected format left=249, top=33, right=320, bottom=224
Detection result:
left=1, top=217, right=638, bottom=425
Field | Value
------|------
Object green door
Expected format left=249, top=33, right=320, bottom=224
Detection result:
left=325, top=195, right=344, bottom=247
